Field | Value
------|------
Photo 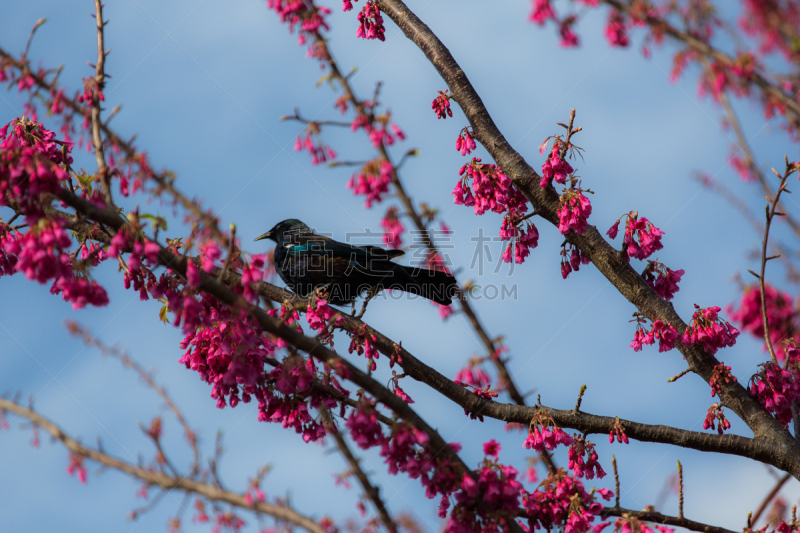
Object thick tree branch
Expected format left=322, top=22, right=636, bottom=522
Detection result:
left=373, top=0, right=796, bottom=459
left=54, top=186, right=528, bottom=533
left=53, top=188, right=475, bottom=479
left=599, top=506, right=737, bottom=533
left=44, top=199, right=799, bottom=477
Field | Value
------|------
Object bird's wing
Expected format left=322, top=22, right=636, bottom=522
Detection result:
left=285, top=236, right=401, bottom=263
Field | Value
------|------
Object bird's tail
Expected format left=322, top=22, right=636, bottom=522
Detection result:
left=382, top=264, right=457, bottom=306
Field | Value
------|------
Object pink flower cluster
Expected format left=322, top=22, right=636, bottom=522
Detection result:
left=177, top=290, right=336, bottom=443
left=567, top=436, right=606, bottom=480
left=523, top=469, right=613, bottom=533
left=630, top=317, right=679, bottom=352
left=348, top=324, right=380, bottom=371
left=740, top=0, right=800, bottom=60
left=540, top=143, right=574, bottom=188
left=558, top=16, right=580, bottom=48
left=456, top=128, right=477, bottom=156
left=435, top=301, right=454, bottom=320
left=500, top=213, right=539, bottom=264
left=483, top=439, right=501, bottom=459
left=604, top=11, right=629, bottom=47
left=560, top=243, right=590, bottom=279
left=523, top=412, right=573, bottom=452
left=0, top=118, right=71, bottom=217
left=593, top=516, right=674, bottom=533
left=355, top=2, right=385, bottom=41
left=3, top=220, right=109, bottom=309
left=728, top=284, right=797, bottom=362
left=294, top=133, right=337, bottom=165
left=683, top=305, right=740, bottom=355
left=708, top=362, right=738, bottom=398
left=240, top=253, right=266, bottom=302
left=448, top=464, right=523, bottom=533
left=346, top=402, right=384, bottom=449
left=267, top=0, right=331, bottom=47
left=432, top=90, right=453, bottom=119
left=609, top=419, right=629, bottom=444
left=703, top=402, right=731, bottom=434
left=76, top=77, right=104, bottom=107
left=306, top=297, right=345, bottom=344
left=67, top=452, right=88, bottom=484
left=0, top=225, right=19, bottom=276
left=348, top=158, right=393, bottom=208
left=557, top=188, right=592, bottom=235
left=379, top=206, right=404, bottom=249
left=453, top=158, right=528, bottom=216
left=749, top=360, right=800, bottom=427
left=643, top=261, right=684, bottom=301
left=699, top=54, right=759, bottom=102
left=529, top=0, right=555, bottom=25
left=366, top=121, right=404, bottom=148
left=454, top=360, right=491, bottom=389
left=607, top=212, right=664, bottom=261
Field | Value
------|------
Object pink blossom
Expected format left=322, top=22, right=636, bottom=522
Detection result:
left=523, top=413, right=573, bottom=452
left=643, top=261, right=684, bottom=301
left=559, top=17, right=580, bottom=47
left=529, top=0, right=556, bottom=25
left=456, top=128, right=477, bottom=156
left=557, top=188, right=592, bottom=235
left=454, top=362, right=490, bottom=389
left=434, top=301, right=454, bottom=320
left=380, top=206, right=404, bottom=248
left=604, top=11, right=629, bottom=47
left=432, top=90, right=453, bottom=119
left=609, top=211, right=664, bottom=261
left=681, top=305, right=740, bottom=355
left=729, top=284, right=798, bottom=362
left=453, top=158, right=528, bottom=216
left=749, top=361, right=800, bottom=426
left=348, top=158, right=393, bottom=208
left=186, top=260, right=201, bottom=287
left=483, top=439, right=501, bottom=459
left=568, top=436, right=606, bottom=479
left=346, top=403, right=384, bottom=450
left=349, top=324, right=379, bottom=371
left=703, top=402, right=731, bottom=434
left=540, top=143, right=574, bottom=188
left=67, top=453, right=88, bottom=484
left=500, top=212, right=539, bottom=264
left=355, top=2, right=385, bottom=41
left=522, top=469, right=610, bottom=533
left=560, top=243, right=590, bottom=279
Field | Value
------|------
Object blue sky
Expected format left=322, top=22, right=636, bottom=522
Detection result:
left=1, top=1, right=798, bottom=531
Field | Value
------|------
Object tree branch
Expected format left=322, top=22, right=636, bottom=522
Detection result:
left=0, top=398, right=328, bottom=533
left=322, top=409, right=398, bottom=533
left=373, top=0, right=796, bottom=459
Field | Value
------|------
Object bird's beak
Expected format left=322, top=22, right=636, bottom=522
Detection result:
left=254, top=231, right=273, bottom=242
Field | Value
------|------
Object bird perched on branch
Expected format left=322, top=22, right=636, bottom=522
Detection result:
left=255, top=219, right=457, bottom=307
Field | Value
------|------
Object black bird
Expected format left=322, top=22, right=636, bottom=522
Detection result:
left=255, top=219, right=457, bottom=307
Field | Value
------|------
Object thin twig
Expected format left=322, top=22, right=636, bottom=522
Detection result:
left=321, top=409, right=398, bottom=533
left=0, top=398, right=327, bottom=533
left=91, top=0, right=112, bottom=207
left=752, top=472, right=792, bottom=525
left=758, top=161, right=795, bottom=364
